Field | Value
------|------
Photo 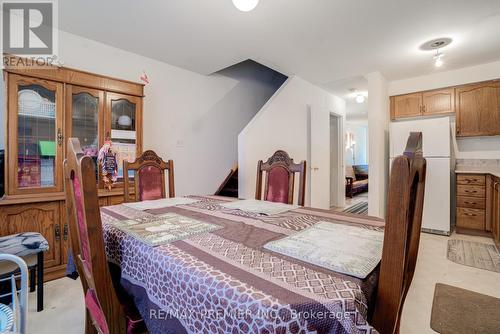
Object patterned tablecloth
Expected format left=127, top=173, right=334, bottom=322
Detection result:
left=101, top=196, right=385, bottom=334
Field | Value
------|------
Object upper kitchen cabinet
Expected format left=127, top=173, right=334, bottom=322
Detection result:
left=422, top=88, right=455, bottom=116
left=390, top=88, right=455, bottom=120
left=390, top=93, right=423, bottom=119
left=456, top=80, right=500, bottom=137
left=7, top=74, right=64, bottom=195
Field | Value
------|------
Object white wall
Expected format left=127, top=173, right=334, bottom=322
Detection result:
left=238, top=76, right=346, bottom=209
left=366, top=72, right=389, bottom=218
left=389, top=59, right=500, bottom=161
left=345, top=122, right=368, bottom=166
left=1, top=31, right=284, bottom=196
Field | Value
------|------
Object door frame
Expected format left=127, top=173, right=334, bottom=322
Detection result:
left=330, top=111, right=345, bottom=208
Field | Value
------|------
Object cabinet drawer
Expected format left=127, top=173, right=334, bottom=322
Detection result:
left=456, top=208, right=485, bottom=230
left=108, top=195, right=124, bottom=206
left=457, top=174, right=485, bottom=185
left=456, top=196, right=486, bottom=209
left=457, top=185, right=485, bottom=198
left=98, top=197, right=108, bottom=207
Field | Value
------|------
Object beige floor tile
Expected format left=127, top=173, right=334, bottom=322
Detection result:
left=400, top=232, right=500, bottom=334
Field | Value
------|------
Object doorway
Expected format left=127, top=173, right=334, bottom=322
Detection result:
left=330, top=113, right=344, bottom=208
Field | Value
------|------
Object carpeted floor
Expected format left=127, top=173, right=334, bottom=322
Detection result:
left=431, top=283, right=500, bottom=334
left=447, top=239, right=500, bottom=273
left=342, top=201, right=368, bottom=214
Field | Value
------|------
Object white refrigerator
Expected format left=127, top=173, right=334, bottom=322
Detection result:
left=389, top=117, right=451, bottom=235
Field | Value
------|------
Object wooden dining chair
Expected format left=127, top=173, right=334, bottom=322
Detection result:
left=123, top=150, right=174, bottom=202
left=371, top=132, right=427, bottom=334
left=255, top=150, right=306, bottom=206
left=64, top=138, right=145, bottom=334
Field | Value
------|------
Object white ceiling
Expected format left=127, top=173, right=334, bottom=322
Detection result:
left=59, top=0, right=500, bottom=91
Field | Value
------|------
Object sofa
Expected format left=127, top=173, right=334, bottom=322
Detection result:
left=345, top=165, right=369, bottom=198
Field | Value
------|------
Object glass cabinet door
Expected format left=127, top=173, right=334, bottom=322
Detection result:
left=66, top=86, right=104, bottom=181
left=105, top=92, right=142, bottom=180
left=8, top=74, right=64, bottom=194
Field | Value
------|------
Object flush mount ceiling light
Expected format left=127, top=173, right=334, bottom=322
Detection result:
left=355, top=95, right=366, bottom=104
left=232, top=0, right=259, bottom=12
left=420, top=37, right=452, bottom=68
left=349, top=88, right=367, bottom=104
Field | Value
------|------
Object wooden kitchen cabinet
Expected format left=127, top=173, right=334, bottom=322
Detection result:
left=492, top=176, right=500, bottom=248
left=391, top=93, right=423, bottom=119
left=422, top=88, right=455, bottom=116
left=456, top=80, right=500, bottom=137
left=390, top=88, right=455, bottom=120
left=456, top=174, right=486, bottom=232
left=457, top=172, right=500, bottom=247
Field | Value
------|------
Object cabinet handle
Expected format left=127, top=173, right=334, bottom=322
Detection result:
left=55, top=224, right=61, bottom=242
left=463, top=201, right=476, bottom=205
left=464, top=190, right=477, bottom=193
left=57, top=128, right=64, bottom=146
left=422, top=105, right=426, bottom=114
left=464, top=213, right=477, bottom=217
left=63, top=223, right=68, bottom=241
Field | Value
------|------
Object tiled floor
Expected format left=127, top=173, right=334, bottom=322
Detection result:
left=26, top=232, right=500, bottom=334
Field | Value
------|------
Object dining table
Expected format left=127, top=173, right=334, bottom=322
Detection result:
left=100, top=195, right=385, bottom=334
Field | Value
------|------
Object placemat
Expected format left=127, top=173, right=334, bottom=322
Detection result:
left=122, top=197, right=199, bottom=211
left=220, top=199, right=299, bottom=215
left=264, top=221, right=383, bottom=278
left=110, top=212, right=221, bottom=247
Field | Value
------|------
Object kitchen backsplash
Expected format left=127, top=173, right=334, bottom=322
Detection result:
left=456, top=159, right=500, bottom=167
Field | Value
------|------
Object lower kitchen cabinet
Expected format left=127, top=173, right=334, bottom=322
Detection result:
left=456, top=173, right=500, bottom=248
left=491, top=176, right=500, bottom=248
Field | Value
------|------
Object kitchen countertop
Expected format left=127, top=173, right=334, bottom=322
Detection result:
left=455, top=166, right=500, bottom=178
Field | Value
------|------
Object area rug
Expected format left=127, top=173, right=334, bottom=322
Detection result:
left=447, top=239, right=500, bottom=273
left=430, top=283, right=500, bottom=334
left=342, top=201, right=368, bottom=215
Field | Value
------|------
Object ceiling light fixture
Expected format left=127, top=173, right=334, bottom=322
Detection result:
left=420, top=37, right=452, bottom=69
left=355, top=95, right=366, bottom=104
left=232, top=0, right=259, bottom=12
left=434, top=49, right=444, bottom=68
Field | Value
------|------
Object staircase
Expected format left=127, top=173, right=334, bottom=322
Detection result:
left=215, top=167, right=238, bottom=198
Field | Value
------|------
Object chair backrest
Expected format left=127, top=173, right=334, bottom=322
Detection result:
left=371, top=132, right=427, bottom=334
left=64, top=138, right=126, bottom=334
left=255, top=150, right=306, bottom=206
left=123, top=150, right=174, bottom=202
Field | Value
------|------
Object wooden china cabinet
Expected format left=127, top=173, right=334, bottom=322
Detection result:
left=0, top=59, right=144, bottom=280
